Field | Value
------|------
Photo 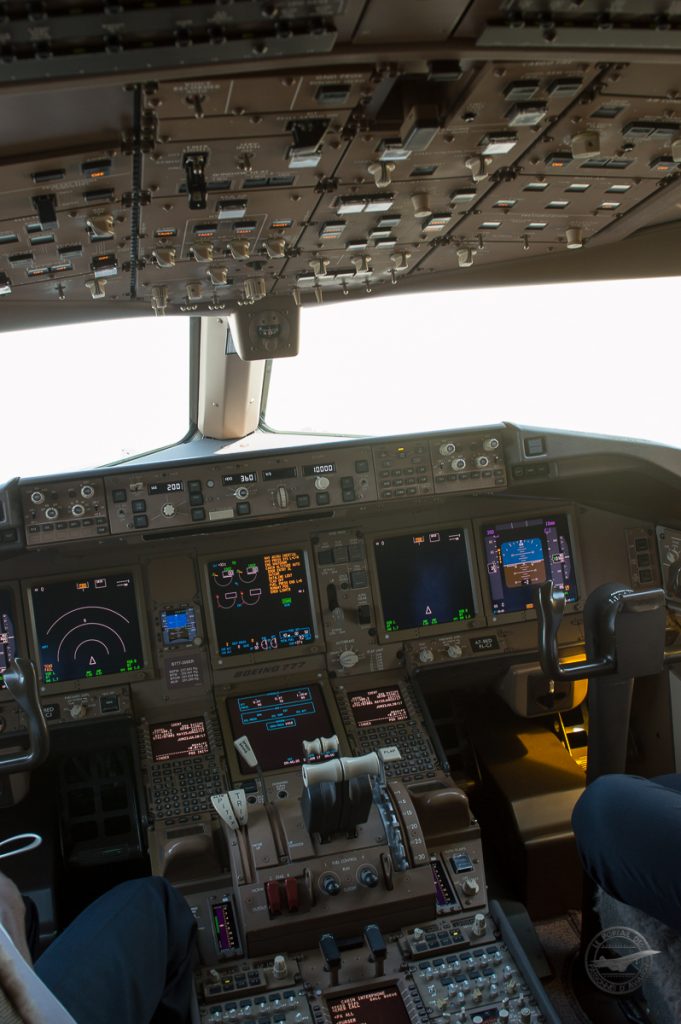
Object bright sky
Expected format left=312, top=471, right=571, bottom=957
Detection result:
left=1, top=317, right=189, bottom=480
left=1, top=277, right=676, bottom=481
left=267, top=277, right=677, bottom=448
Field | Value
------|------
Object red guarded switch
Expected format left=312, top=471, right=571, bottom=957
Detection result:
left=284, top=876, right=299, bottom=912
left=265, top=880, right=281, bottom=916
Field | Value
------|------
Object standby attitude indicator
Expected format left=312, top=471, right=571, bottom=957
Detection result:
left=31, top=573, right=144, bottom=684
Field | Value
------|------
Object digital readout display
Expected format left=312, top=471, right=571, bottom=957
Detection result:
left=31, top=573, right=144, bottom=684
left=327, top=987, right=411, bottom=1024
left=303, top=463, right=336, bottom=476
left=349, top=686, right=408, bottom=728
left=226, top=683, right=335, bottom=772
left=207, top=549, right=315, bottom=657
left=482, top=513, right=578, bottom=616
left=222, top=472, right=257, bottom=486
left=149, top=717, right=209, bottom=762
left=373, top=529, right=475, bottom=633
left=148, top=481, right=184, bottom=495
left=262, top=467, right=297, bottom=481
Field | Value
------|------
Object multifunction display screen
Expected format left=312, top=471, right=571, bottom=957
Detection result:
left=208, top=550, right=315, bottom=657
left=226, top=684, right=334, bottom=772
left=30, top=573, right=144, bottom=684
left=349, top=686, right=408, bottom=729
left=149, top=718, right=209, bottom=762
left=0, top=590, right=16, bottom=678
left=373, top=529, right=475, bottom=633
left=160, top=606, right=198, bottom=648
left=482, top=513, right=579, bottom=616
left=327, top=987, right=411, bottom=1024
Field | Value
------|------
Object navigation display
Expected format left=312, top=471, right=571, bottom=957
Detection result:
left=226, top=683, right=334, bottom=772
left=0, top=590, right=16, bottom=679
left=349, top=686, right=408, bottom=729
left=207, top=549, right=315, bottom=657
left=482, top=513, right=579, bottom=616
left=373, top=528, right=476, bottom=635
left=30, top=573, right=144, bottom=684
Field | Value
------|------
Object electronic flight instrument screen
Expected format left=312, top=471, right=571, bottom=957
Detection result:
left=482, top=513, right=579, bottom=616
left=327, top=987, right=412, bottom=1024
left=349, top=686, right=409, bottom=728
left=227, top=683, right=335, bottom=772
left=0, top=590, right=16, bottom=681
left=149, top=718, right=210, bottom=762
left=373, top=528, right=476, bottom=635
left=30, top=573, right=144, bottom=684
left=207, top=549, right=315, bottom=657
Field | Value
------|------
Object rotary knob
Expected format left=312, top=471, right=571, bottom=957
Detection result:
left=462, top=877, right=480, bottom=896
left=483, top=437, right=500, bottom=451
left=451, top=457, right=466, bottom=471
left=321, top=874, right=341, bottom=896
left=314, top=476, right=330, bottom=491
left=162, top=503, right=176, bottom=518
left=475, top=455, right=490, bottom=469
left=70, top=703, right=87, bottom=720
left=45, top=506, right=59, bottom=520
left=234, top=486, right=249, bottom=501
left=339, top=649, right=359, bottom=669
left=447, top=643, right=463, bottom=659
left=81, top=484, right=95, bottom=499
left=30, top=491, right=45, bottom=505
left=71, top=504, right=85, bottom=517
left=418, top=648, right=434, bottom=665
left=358, top=866, right=379, bottom=888
left=439, top=442, right=456, bottom=456
left=472, top=913, right=486, bottom=936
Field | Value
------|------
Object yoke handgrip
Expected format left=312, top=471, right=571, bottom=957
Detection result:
left=0, top=659, right=49, bottom=774
left=537, top=581, right=614, bottom=682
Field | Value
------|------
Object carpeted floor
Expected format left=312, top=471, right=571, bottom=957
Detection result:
left=535, top=911, right=594, bottom=1024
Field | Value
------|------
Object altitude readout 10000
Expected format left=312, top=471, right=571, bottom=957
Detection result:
left=303, top=463, right=336, bottom=476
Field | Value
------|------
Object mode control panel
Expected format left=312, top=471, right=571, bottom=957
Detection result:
left=19, top=430, right=510, bottom=547
left=21, top=477, right=109, bottom=546
left=105, top=446, right=377, bottom=535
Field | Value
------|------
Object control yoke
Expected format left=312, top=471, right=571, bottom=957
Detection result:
left=537, top=579, right=672, bottom=684
left=0, top=659, right=49, bottom=775
left=537, top=580, right=680, bottom=782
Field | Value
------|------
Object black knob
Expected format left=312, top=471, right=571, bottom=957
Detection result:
left=359, top=867, right=379, bottom=888
left=321, top=874, right=341, bottom=896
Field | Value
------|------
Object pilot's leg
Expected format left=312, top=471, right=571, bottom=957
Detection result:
left=572, top=773, right=681, bottom=933
left=34, top=875, right=196, bottom=1024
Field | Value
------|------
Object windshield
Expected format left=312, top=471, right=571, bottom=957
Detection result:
left=264, top=277, right=676, bottom=448
left=2, top=317, right=190, bottom=480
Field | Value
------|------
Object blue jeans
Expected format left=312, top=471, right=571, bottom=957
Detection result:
left=573, top=773, right=681, bottom=933
left=34, top=877, right=196, bottom=1024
